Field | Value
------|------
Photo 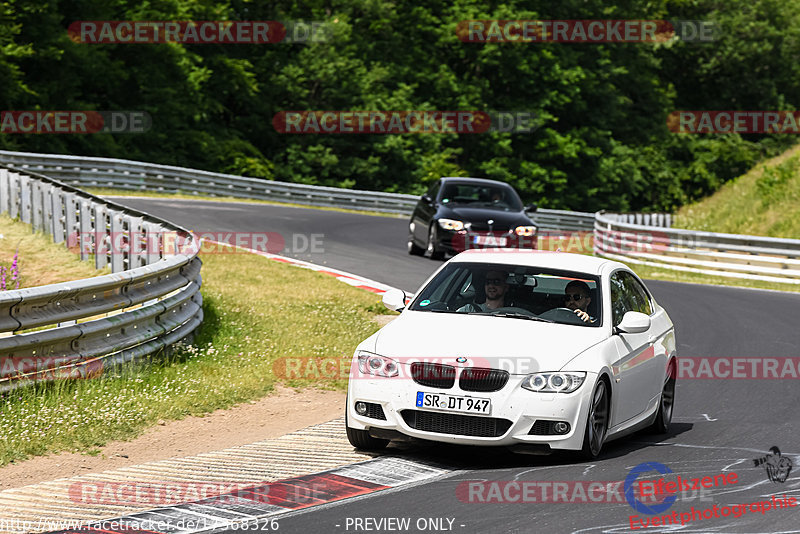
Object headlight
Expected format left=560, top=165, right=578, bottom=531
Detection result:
left=521, top=372, right=586, bottom=393
left=357, top=351, right=399, bottom=377
left=438, top=218, right=465, bottom=231
left=515, top=225, right=537, bottom=236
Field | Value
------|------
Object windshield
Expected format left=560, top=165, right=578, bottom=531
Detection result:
left=439, top=183, right=523, bottom=211
left=409, top=262, right=602, bottom=327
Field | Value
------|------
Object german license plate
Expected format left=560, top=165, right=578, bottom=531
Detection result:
left=473, top=235, right=507, bottom=246
left=416, top=391, right=491, bottom=415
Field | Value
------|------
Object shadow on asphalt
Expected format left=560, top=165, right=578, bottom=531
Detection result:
left=352, top=422, right=693, bottom=471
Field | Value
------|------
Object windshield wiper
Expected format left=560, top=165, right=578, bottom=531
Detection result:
left=489, top=312, right=554, bottom=323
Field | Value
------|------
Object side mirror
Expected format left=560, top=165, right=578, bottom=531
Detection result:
left=525, top=203, right=538, bottom=213
left=382, top=288, right=407, bottom=312
left=421, top=194, right=433, bottom=206
left=616, top=311, right=651, bottom=334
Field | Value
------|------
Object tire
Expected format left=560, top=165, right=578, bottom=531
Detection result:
left=345, top=401, right=389, bottom=451
left=580, top=378, right=610, bottom=460
left=647, top=361, right=676, bottom=434
left=426, top=225, right=445, bottom=260
left=408, top=235, right=425, bottom=256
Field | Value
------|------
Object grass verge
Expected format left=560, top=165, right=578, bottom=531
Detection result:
left=0, top=245, right=392, bottom=465
left=0, top=213, right=107, bottom=287
left=674, top=143, right=800, bottom=238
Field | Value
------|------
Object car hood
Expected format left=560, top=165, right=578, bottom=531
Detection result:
left=372, top=311, right=606, bottom=374
left=439, top=206, right=532, bottom=227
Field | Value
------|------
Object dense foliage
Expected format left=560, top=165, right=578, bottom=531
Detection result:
left=0, top=0, right=797, bottom=212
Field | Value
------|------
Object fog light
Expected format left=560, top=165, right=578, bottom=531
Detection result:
left=355, top=402, right=367, bottom=415
left=554, top=421, right=570, bottom=434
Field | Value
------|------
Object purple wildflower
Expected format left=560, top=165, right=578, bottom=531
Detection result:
left=10, top=251, right=18, bottom=289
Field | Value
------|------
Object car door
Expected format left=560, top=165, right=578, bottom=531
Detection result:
left=412, top=180, right=440, bottom=244
left=609, top=271, right=661, bottom=425
left=623, top=272, right=670, bottom=405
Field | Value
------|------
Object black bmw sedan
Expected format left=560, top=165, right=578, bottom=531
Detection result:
left=408, top=177, right=538, bottom=259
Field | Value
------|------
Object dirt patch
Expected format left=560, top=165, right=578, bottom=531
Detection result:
left=0, top=386, right=345, bottom=490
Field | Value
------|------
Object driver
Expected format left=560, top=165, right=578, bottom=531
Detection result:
left=458, top=270, right=508, bottom=312
left=564, top=280, right=596, bottom=323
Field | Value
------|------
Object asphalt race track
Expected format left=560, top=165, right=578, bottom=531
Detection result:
left=112, top=198, right=800, bottom=534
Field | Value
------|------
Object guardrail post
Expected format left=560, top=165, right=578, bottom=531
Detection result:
left=128, top=216, right=145, bottom=268
left=19, top=174, right=32, bottom=224
left=94, top=204, right=109, bottom=270
left=109, top=210, right=125, bottom=272
left=63, top=192, right=77, bottom=251
left=41, top=184, right=53, bottom=237
left=52, top=188, right=65, bottom=243
left=9, top=172, right=20, bottom=219
left=146, top=222, right=162, bottom=264
left=31, top=180, right=44, bottom=232
left=0, top=169, right=8, bottom=214
left=79, top=197, right=93, bottom=262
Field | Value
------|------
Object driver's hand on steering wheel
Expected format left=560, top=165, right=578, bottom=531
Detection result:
left=573, top=309, right=592, bottom=322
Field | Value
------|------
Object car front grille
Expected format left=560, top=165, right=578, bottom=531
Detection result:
left=400, top=410, right=512, bottom=437
left=467, top=223, right=512, bottom=233
left=459, top=367, right=509, bottom=392
left=411, top=362, right=456, bottom=389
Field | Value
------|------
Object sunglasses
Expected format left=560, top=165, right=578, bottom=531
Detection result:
left=485, top=278, right=504, bottom=285
left=564, top=293, right=586, bottom=301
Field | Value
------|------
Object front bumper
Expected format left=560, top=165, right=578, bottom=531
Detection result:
left=346, top=373, right=596, bottom=451
left=438, top=229, right=538, bottom=254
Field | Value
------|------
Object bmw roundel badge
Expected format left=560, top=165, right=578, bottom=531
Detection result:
left=456, top=357, right=467, bottom=363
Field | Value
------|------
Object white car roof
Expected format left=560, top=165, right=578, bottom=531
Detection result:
left=448, top=250, right=622, bottom=276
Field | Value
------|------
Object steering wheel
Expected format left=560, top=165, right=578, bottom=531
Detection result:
left=538, top=307, right=586, bottom=324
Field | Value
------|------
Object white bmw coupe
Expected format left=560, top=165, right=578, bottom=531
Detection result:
left=345, top=250, right=677, bottom=459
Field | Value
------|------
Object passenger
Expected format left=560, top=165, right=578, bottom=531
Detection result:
left=564, top=280, right=596, bottom=323
left=458, top=270, right=508, bottom=312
